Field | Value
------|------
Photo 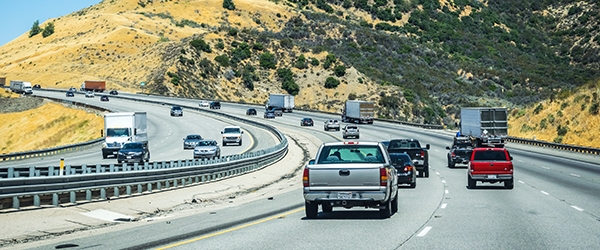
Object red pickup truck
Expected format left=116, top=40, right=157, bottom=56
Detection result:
left=467, top=147, right=514, bottom=189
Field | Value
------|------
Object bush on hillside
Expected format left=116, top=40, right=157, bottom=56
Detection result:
left=223, top=0, right=235, bottom=10
left=190, top=39, right=211, bottom=53
left=260, top=52, right=277, bottom=69
left=324, top=77, right=340, bottom=89
left=214, top=55, right=230, bottom=67
left=29, top=20, right=42, bottom=37
left=42, top=22, right=55, bottom=38
left=334, top=65, right=346, bottom=77
left=295, top=55, right=308, bottom=69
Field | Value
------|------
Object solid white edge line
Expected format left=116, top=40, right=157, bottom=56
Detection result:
left=417, top=226, right=432, bottom=237
left=571, top=205, right=584, bottom=212
left=541, top=191, right=549, bottom=195
left=440, top=203, right=447, bottom=209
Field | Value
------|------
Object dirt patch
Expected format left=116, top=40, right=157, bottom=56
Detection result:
left=0, top=96, right=45, bottom=113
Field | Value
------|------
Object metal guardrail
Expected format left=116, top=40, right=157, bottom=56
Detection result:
left=507, top=137, right=600, bottom=155
left=0, top=89, right=289, bottom=211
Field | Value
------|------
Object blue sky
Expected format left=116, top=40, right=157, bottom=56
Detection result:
left=0, top=0, right=102, bottom=46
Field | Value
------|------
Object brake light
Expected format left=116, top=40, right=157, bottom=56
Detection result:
left=404, top=166, right=413, bottom=172
left=420, top=150, right=425, bottom=158
left=303, top=168, right=309, bottom=187
left=451, top=152, right=456, bottom=157
left=380, top=167, right=388, bottom=186
left=344, top=141, right=358, bottom=144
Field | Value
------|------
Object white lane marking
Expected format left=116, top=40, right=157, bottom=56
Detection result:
left=82, top=209, right=133, bottom=222
left=542, top=166, right=550, bottom=170
left=436, top=172, right=440, bottom=175
left=445, top=189, right=449, bottom=194
left=570, top=173, right=581, bottom=178
left=518, top=180, right=525, bottom=184
left=571, top=206, right=585, bottom=212
left=441, top=180, right=446, bottom=184
left=517, top=160, right=524, bottom=163
left=440, top=203, right=447, bottom=209
left=417, top=226, right=432, bottom=237
left=541, top=191, right=549, bottom=195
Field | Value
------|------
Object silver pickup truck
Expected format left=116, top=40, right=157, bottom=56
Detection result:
left=303, top=141, right=398, bottom=219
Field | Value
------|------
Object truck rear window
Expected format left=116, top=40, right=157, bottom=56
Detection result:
left=473, top=151, right=508, bottom=161
left=317, top=145, right=384, bottom=164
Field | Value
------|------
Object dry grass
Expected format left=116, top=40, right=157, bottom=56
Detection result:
left=0, top=102, right=103, bottom=154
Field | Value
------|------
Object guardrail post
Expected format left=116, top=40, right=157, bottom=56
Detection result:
left=147, top=183, right=152, bottom=193
left=126, top=186, right=132, bottom=195
left=8, top=167, right=14, bottom=179
left=70, top=191, right=76, bottom=203
left=114, top=187, right=119, bottom=198
left=137, top=184, right=143, bottom=194
left=165, top=180, right=170, bottom=189
left=52, top=193, right=59, bottom=207
left=100, top=188, right=106, bottom=200
left=34, top=195, right=40, bottom=207
left=181, top=178, right=186, bottom=186
left=82, top=164, right=87, bottom=174
left=110, top=164, right=115, bottom=172
left=29, top=166, right=35, bottom=177
left=173, top=179, right=178, bottom=188
left=66, top=165, right=71, bottom=176
left=12, top=197, right=20, bottom=209
left=86, top=190, right=92, bottom=201
left=157, top=182, right=162, bottom=191
left=195, top=176, right=199, bottom=183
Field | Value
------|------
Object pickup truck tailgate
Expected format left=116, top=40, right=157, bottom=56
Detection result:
left=307, top=164, right=381, bottom=190
left=471, top=161, right=512, bottom=174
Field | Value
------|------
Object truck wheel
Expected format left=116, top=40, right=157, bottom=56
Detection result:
left=322, top=203, right=333, bottom=213
left=468, top=175, right=476, bottom=189
left=117, top=160, right=122, bottom=163
left=343, top=135, right=346, bottom=139
left=379, top=198, right=392, bottom=219
left=391, top=192, right=398, bottom=214
left=424, top=167, right=430, bottom=178
left=504, top=179, right=514, bottom=189
left=102, top=153, right=108, bottom=159
left=305, top=202, right=318, bottom=219
left=410, top=181, right=416, bottom=188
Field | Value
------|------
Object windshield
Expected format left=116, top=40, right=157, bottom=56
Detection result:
left=107, top=128, right=130, bottom=137
left=317, top=145, right=384, bottom=164
left=172, top=106, right=182, bottom=110
left=224, top=128, right=240, bottom=134
left=198, top=141, right=216, bottom=146
left=389, top=140, right=421, bottom=149
left=186, top=135, right=202, bottom=140
left=390, top=154, right=411, bottom=165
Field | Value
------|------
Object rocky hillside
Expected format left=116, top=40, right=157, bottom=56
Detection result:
left=0, top=0, right=599, bottom=145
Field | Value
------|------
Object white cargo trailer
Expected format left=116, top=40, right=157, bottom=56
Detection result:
left=342, top=100, right=375, bottom=124
left=460, top=107, right=508, bottom=147
left=102, top=112, right=148, bottom=159
left=267, top=94, right=294, bottom=113
left=9, top=80, right=33, bottom=94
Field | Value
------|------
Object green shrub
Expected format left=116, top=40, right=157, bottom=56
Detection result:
left=334, top=65, right=346, bottom=77
left=295, top=55, right=308, bottom=69
left=42, top=22, right=55, bottom=38
left=29, top=20, right=42, bottom=37
left=223, top=0, right=235, bottom=10
left=556, top=125, right=568, bottom=136
left=589, top=102, right=599, bottom=115
left=190, top=39, right=211, bottom=53
left=324, top=77, right=340, bottom=89
left=228, top=28, right=238, bottom=36
left=260, top=52, right=277, bottom=69
left=310, top=58, right=319, bottom=66
left=214, top=55, right=230, bottom=67
left=533, top=103, right=543, bottom=114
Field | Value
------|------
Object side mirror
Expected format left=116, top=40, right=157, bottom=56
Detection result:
left=510, top=156, right=513, bottom=161
left=241, top=131, right=244, bottom=134
left=426, top=144, right=431, bottom=150
left=220, top=131, right=223, bottom=134
left=445, top=146, right=450, bottom=150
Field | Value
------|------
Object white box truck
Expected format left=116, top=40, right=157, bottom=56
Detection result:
left=342, top=100, right=375, bottom=124
left=9, top=80, right=33, bottom=94
left=102, top=112, right=148, bottom=159
left=460, top=107, right=508, bottom=147
left=267, top=94, right=294, bottom=113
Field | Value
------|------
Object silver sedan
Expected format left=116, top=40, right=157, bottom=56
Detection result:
left=193, top=140, right=221, bottom=159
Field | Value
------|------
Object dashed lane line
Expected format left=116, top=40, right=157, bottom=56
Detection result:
left=541, top=191, right=549, bottom=195
left=571, top=205, right=585, bottom=212
left=417, top=226, right=432, bottom=237
left=440, top=203, right=447, bottom=209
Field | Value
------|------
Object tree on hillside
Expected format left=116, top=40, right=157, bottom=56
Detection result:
left=223, top=0, right=235, bottom=10
left=42, top=22, right=55, bottom=38
left=29, top=20, right=42, bottom=37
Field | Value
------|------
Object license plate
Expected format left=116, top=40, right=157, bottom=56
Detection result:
left=127, top=156, right=132, bottom=159
left=337, top=192, right=352, bottom=199
left=487, top=175, right=498, bottom=179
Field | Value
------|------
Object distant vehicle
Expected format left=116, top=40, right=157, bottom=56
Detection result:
left=170, top=106, right=183, bottom=116
left=460, top=107, right=508, bottom=148
left=183, top=134, right=204, bottom=149
left=342, top=100, right=374, bottom=124
left=100, top=95, right=109, bottom=101
left=264, top=110, right=275, bottom=119
left=269, top=108, right=283, bottom=117
left=102, top=112, right=148, bottom=159
left=246, top=108, right=257, bottom=115
left=446, top=136, right=474, bottom=168
left=85, top=91, right=95, bottom=98
left=266, top=93, right=294, bottom=113
left=342, top=124, right=360, bottom=139
left=193, top=140, right=221, bottom=159
left=9, top=80, right=33, bottom=94
left=199, top=101, right=210, bottom=108
left=387, top=139, right=430, bottom=177
left=389, top=153, right=416, bottom=188
left=468, top=147, right=514, bottom=189
left=109, top=90, right=119, bottom=95
left=300, top=118, right=314, bottom=126
left=65, top=91, right=75, bottom=97
left=324, top=119, right=340, bottom=131
left=221, top=126, right=243, bottom=146
left=81, top=80, right=106, bottom=92
left=32, top=84, right=41, bottom=89
left=69, top=87, right=77, bottom=92
left=117, top=142, right=150, bottom=163
left=210, top=101, right=221, bottom=109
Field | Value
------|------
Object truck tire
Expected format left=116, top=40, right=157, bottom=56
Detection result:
left=468, top=175, right=476, bottom=189
left=379, top=198, right=392, bottom=219
left=410, top=181, right=416, bottom=188
left=504, top=179, right=514, bottom=189
left=322, top=203, right=333, bottom=213
left=102, top=153, right=108, bottom=159
left=424, top=167, right=430, bottom=178
left=305, top=202, right=318, bottom=219
left=391, top=192, right=398, bottom=214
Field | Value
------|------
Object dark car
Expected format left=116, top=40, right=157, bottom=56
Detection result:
left=210, top=101, right=221, bottom=109
left=193, top=140, right=221, bottom=159
left=100, top=95, right=109, bottom=101
left=117, top=142, right=149, bottom=163
left=32, top=84, right=41, bottom=89
left=389, top=153, right=417, bottom=188
left=264, top=110, right=275, bottom=119
left=109, top=90, right=118, bottom=95
left=65, top=91, right=75, bottom=97
left=300, top=118, right=314, bottom=126
left=183, top=134, right=203, bottom=149
left=388, top=139, right=430, bottom=177
left=246, top=108, right=257, bottom=115
left=446, top=136, right=474, bottom=168
left=170, top=106, right=183, bottom=116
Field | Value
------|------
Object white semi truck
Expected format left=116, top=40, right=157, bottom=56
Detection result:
left=460, top=107, right=508, bottom=148
left=266, top=94, right=294, bottom=113
left=341, top=100, right=375, bottom=124
left=102, top=112, right=148, bottom=159
left=9, top=80, right=33, bottom=94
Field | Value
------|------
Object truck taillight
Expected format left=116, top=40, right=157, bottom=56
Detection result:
left=380, top=167, right=388, bottom=186
left=303, top=168, right=309, bottom=187
left=420, top=151, right=425, bottom=158
left=404, top=166, right=413, bottom=172
left=451, top=152, right=456, bottom=157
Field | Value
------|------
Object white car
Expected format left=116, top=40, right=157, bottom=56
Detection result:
left=199, top=101, right=210, bottom=108
left=85, top=91, right=95, bottom=98
left=221, top=126, right=243, bottom=146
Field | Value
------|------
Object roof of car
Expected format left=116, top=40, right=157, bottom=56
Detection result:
left=322, top=141, right=380, bottom=146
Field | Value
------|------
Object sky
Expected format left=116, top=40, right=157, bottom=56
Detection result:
left=0, top=0, right=102, bottom=46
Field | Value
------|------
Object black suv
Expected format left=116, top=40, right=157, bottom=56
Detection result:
left=109, top=90, right=118, bottom=95
left=170, top=106, right=183, bottom=116
left=387, top=139, right=430, bottom=177
left=210, top=101, right=221, bottom=109
left=246, top=108, right=257, bottom=115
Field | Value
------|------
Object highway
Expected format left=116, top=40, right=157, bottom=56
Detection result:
left=6, top=90, right=600, bottom=249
